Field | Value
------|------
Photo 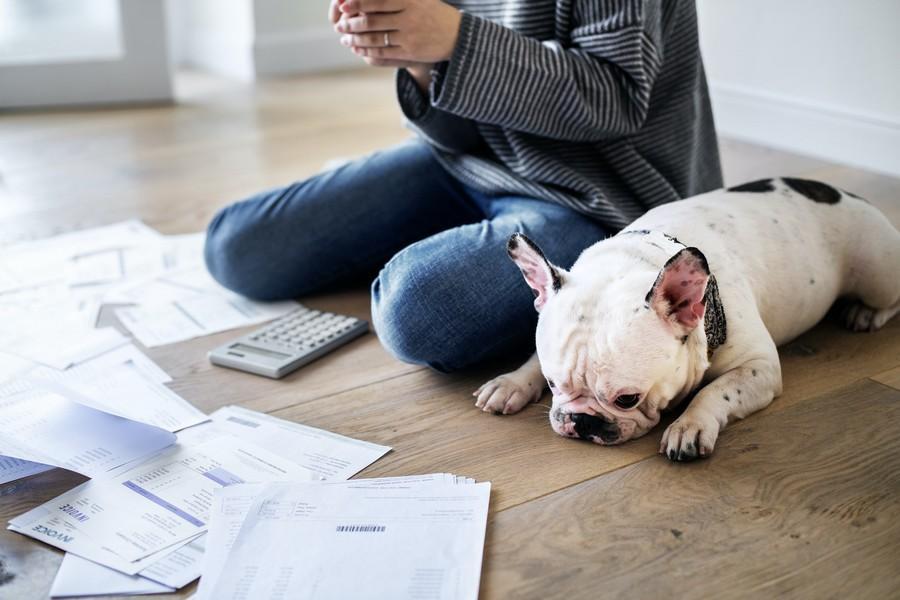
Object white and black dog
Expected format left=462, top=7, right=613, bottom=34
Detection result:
left=474, top=178, right=900, bottom=461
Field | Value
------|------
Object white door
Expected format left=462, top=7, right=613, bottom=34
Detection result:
left=0, top=0, right=172, bottom=109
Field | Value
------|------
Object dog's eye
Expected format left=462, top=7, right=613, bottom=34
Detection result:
left=614, top=394, right=641, bottom=409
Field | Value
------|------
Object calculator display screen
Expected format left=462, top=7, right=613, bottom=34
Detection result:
left=229, top=343, right=291, bottom=360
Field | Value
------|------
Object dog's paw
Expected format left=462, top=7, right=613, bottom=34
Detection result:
left=473, top=374, right=541, bottom=415
left=659, top=412, right=720, bottom=461
left=840, top=300, right=898, bottom=332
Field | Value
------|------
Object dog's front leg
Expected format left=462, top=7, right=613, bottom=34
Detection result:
left=474, top=353, right=545, bottom=414
left=660, top=358, right=782, bottom=461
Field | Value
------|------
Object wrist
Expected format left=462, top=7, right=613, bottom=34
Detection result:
left=405, top=64, right=433, bottom=92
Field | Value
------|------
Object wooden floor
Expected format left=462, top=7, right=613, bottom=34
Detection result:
left=1, top=69, right=899, bottom=599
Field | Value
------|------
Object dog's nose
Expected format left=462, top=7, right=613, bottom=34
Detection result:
left=570, top=413, right=619, bottom=443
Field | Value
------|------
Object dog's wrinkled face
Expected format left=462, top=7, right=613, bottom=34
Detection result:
left=507, top=233, right=712, bottom=445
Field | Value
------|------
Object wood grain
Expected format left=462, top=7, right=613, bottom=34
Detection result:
left=481, top=379, right=900, bottom=599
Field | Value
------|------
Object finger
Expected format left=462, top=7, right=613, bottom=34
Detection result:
left=328, top=0, right=341, bottom=24
left=342, top=33, right=399, bottom=49
left=354, top=46, right=406, bottom=61
left=337, top=12, right=398, bottom=33
left=342, top=0, right=405, bottom=14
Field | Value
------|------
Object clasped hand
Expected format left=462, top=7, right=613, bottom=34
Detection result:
left=329, top=0, right=462, bottom=68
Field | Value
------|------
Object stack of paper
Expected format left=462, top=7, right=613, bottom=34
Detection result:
left=10, top=406, right=391, bottom=597
left=196, top=475, right=491, bottom=600
left=0, top=220, right=298, bottom=353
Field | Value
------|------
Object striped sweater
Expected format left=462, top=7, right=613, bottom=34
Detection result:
left=396, top=0, right=723, bottom=229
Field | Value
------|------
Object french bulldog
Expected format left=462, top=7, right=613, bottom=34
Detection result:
left=473, top=177, right=900, bottom=461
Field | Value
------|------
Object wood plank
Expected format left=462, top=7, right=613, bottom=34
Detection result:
left=481, top=379, right=900, bottom=599
left=872, top=366, right=900, bottom=391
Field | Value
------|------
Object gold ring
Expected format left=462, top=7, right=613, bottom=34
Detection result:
left=384, top=32, right=390, bottom=47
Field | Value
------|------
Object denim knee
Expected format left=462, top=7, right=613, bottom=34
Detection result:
left=203, top=204, right=284, bottom=300
left=370, top=260, right=469, bottom=373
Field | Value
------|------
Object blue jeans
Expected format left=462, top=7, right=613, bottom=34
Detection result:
left=205, top=141, right=609, bottom=372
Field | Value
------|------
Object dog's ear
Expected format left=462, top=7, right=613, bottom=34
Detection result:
left=646, top=247, right=711, bottom=333
left=507, top=233, right=564, bottom=312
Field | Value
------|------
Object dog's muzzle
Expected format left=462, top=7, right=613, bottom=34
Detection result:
left=571, top=412, right=620, bottom=443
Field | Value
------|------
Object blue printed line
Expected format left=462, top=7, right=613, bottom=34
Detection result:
left=122, top=481, right=205, bottom=527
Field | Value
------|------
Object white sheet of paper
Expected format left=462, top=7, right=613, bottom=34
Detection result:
left=195, top=475, right=466, bottom=600
left=27, top=361, right=206, bottom=433
left=0, top=455, right=54, bottom=485
left=0, top=385, right=175, bottom=477
left=0, top=310, right=127, bottom=370
left=206, top=481, right=491, bottom=600
left=116, top=294, right=297, bottom=347
left=50, top=553, right=175, bottom=597
left=210, top=405, right=391, bottom=480
left=11, top=434, right=315, bottom=570
left=0, top=220, right=162, bottom=295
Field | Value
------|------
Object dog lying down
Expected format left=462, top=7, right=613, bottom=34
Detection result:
left=474, top=177, right=900, bottom=461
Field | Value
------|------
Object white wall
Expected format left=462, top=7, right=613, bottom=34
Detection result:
left=697, top=0, right=900, bottom=177
left=166, top=0, right=357, bottom=80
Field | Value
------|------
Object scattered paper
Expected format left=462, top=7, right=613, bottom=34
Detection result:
left=0, top=384, right=176, bottom=478
left=50, top=554, right=175, bottom=598
left=203, top=480, right=491, bottom=600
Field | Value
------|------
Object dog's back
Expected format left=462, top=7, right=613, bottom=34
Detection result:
left=624, top=177, right=900, bottom=344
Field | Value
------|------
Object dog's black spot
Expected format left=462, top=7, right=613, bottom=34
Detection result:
left=670, top=529, right=683, bottom=539
left=783, top=177, right=841, bottom=204
left=707, top=222, right=716, bottom=230
left=752, top=369, right=758, bottom=377
left=570, top=413, right=619, bottom=443
left=661, top=232, right=685, bottom=247
left=723, top=393, right=730, bottom=402
left=772, top=218, right=779, bottom=224
left=737, top=389, right=741, bottom=395
left=681, top=335, right=688, bottom=344
left=633, top=307, right=640, bottom=314
left=809, top=278, right=815, bottom=285
left=620, top=229, right=651, bottom=236
left=729, top=178, right=774, bottom=193
left=840, top=188, right=868, bottom=202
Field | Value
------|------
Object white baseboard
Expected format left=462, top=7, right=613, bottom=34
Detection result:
left=253, top=27, right=361, bottom=76
left=709, top=83, right=900, bottom=178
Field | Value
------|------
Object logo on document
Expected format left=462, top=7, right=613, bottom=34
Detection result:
left=32, top=524, right=74, bottom=544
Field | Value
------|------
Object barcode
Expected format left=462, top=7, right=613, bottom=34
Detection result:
left=335, top=524, right=385, bottom=533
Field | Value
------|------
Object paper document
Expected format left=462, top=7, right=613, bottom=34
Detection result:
left=0, top=384, right=175, bottom=478
left=204, top=480, right=491, bottom=600
left=11, top=435, right=314, bottom=567
left=116, top=292, right=297, bottom=347
left=195, top=474, right=467, bottom=600
left=210, top=405, right=391, bottom=480
left=26, top=359, right=206, bottom=433
left=50, top=553, right=175, bottom=598
left=0, top=455, right=54, bottom=485
left=35, top=408, right=392, bottom=595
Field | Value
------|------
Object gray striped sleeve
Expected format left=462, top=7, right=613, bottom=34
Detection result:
left=395, top=67, right=484, bottom=155
left=431, top=5, right=662, bottom=142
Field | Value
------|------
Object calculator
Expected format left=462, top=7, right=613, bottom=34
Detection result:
left=208, top=306, right=368, bottom=379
